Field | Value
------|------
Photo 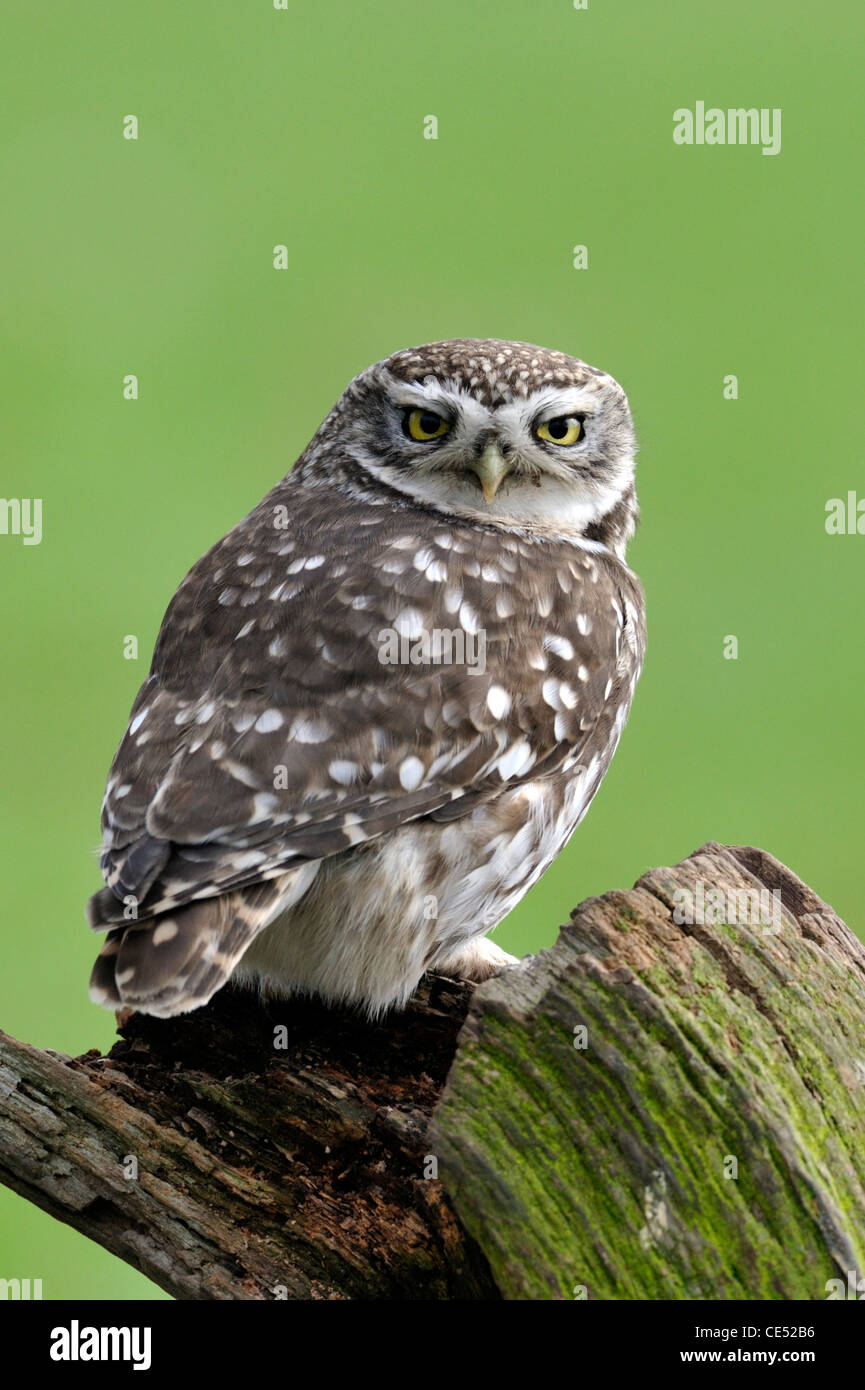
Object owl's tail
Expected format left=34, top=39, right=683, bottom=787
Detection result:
left=88, top=870, right=303, bottom=1018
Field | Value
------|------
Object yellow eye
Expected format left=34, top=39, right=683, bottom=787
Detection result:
left=536, top=415, right=582, bottom=446
left=406, top=408, right=450, bottom=442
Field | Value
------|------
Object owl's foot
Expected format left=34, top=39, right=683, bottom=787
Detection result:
left=435, top=936, right=519, bottom=984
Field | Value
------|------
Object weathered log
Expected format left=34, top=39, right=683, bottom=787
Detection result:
left=0, top=976, right=491, bottom=1299
left=1, top=842, right=863, bottom=1300
left=432, top=842, right=865, bottom=1299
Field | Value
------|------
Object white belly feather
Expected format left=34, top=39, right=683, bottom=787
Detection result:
left=234, top=752, right=605, bottom=1016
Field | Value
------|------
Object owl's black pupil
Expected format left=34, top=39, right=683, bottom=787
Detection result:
left=419, top=412, right=441, bottom=434
left=547, top=417, right=570, bottom=439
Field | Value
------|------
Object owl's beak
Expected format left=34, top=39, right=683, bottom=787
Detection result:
left=468, top=442, right=512, bottom=503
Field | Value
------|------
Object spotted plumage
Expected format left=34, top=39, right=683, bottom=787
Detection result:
left=88, top=338, right=646, bottom=1018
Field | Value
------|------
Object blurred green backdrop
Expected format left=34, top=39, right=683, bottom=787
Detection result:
left=1, top=0, right=862, bottom=1299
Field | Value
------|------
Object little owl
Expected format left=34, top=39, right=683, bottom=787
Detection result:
left=87, top=339, right=646, bottom=1018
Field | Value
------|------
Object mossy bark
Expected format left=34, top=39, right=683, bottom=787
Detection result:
left=1, top=843, right=863, bottom=1299
left=431, top=842, right=865, bottom=1299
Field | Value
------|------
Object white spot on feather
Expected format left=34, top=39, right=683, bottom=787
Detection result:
left=486, top=685, right=511, bottom=719
left=399, top=756, right=425, bottom=791
left=543, top=634, right=574, bottom=661
left=394, top=607, right=424, bottom=639
left=459, top=602, right=479, bottom=635
left=542, top=678, right=563, bottom=711
left=129, top=709, right=148, bottom=735
left=255, top=710, right=284, bottom=733
left=496, top=740, right=533, bottom=780
left=329, top=759, right=359, bottom=786
left=290, top=715, right=331, bottom=744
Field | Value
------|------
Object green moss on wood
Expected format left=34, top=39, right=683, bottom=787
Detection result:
left=432, top=844, right=865, bottom=1300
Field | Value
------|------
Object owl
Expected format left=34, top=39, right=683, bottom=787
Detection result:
left=87, top=339, right=645, bottom=1020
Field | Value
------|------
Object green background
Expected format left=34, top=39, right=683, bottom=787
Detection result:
left=1, top=0, right=862, bottom=1300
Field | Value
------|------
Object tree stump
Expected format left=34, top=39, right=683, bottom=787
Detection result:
left=1, top=842, right=863, bottom=1300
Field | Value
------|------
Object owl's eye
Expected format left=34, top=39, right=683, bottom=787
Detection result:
left=405, top=408, right=451, bottom=442
left=535, top=415, right=583, bottom=446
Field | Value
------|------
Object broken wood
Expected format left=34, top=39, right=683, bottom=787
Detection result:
left=1, top=842, right=863, bottom=1300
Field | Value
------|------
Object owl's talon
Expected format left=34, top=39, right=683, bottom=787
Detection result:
left=434, top=937, right=520, bottom=984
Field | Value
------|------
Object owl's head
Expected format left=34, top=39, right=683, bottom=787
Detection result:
left=311, top=338, right=638, bottom=554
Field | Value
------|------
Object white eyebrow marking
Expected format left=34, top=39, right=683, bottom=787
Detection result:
left=493, top=385, right=598, bottom=434
left=384, top=374, right=493, bottom=433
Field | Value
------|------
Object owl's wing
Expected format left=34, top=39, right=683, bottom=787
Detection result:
left=89, top=482, right=644, bottom=931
